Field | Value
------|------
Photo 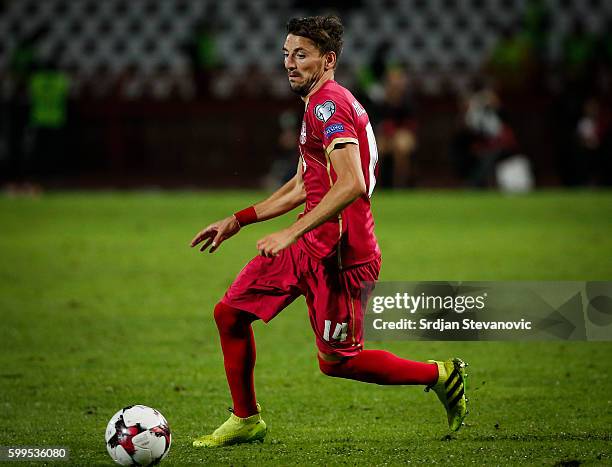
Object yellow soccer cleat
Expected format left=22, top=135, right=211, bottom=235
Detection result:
left=426, top=358, right=469, bottom=432
left=192, top=404, right=267, bottom=447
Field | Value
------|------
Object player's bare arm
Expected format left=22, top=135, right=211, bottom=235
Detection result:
left=257, top=142, right=365, bottom=257
left=190, top=158, right=306, bottom=254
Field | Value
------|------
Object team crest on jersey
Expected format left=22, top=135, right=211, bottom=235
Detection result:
left=314, top=100, right=336, bottom=123
left=300, top=121, right=306, bottom=144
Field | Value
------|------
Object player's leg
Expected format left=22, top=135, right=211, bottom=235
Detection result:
left=308, top=257, right=468, bottom=431
left=193, top=245, right=302, bottom=447
left=317, top=349, right=438, bottom=385
left=214, top=302, right=259, bottom=418
left=193, top=302, right=267, bottom=448
left=318, top=352, right=468, bottom=432
left=309, top=257, right=436, bottom=384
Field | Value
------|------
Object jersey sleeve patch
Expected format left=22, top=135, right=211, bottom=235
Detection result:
left=314, top=100, right=336, bottom=123
left=324, top=123, right=345, bottom=138
left=315, top=89, right=359, bottom=154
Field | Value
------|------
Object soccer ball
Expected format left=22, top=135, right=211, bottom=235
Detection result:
left=105, top=405, right=171, bottom=466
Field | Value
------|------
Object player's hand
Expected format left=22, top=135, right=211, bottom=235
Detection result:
left=190, top=216, right=241, bottom=254
left=256, top=229, right=297, bottom=257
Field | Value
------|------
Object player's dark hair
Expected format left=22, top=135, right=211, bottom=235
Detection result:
left=286, top=15, right=344, bottom=62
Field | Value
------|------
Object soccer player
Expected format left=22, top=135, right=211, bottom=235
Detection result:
left=190, top=15, right=467, bottom=447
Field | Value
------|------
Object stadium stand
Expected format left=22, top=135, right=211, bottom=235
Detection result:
left=2, top=0, right=612, bottom=98
left=1, top=0, right=611, bottom=188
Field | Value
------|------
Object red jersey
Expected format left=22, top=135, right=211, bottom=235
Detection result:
left=298, top=79, right=381, bottom=268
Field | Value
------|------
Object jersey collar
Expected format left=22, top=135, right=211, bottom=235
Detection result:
left=304, top=79, right=335, bottom=108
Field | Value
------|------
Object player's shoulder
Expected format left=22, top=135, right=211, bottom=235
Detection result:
left=309, top=80, right=364, bottom=124
left=311, top=80, right=353, bottom=106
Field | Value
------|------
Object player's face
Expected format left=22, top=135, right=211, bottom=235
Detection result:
left=283, top=34, right=326, bottom=97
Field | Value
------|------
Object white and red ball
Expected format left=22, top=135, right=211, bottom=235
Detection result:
left=105, top=405, right=171, bottom=466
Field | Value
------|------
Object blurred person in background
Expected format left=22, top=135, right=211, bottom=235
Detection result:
left=574, top=96, right=612, bottom=186
left=183, top=12, right=220, bottom=99
left=450, top=81, right=520, bottom=188
left=2, top=25, right=48, bottom=188
left=371, top=66, right=418, bottom=188
left=484, top=21, right=538, bottom=93
left=27, top=55, right=70, bottom=178
left=562, top=19, right=598, bottom=88
left=552, top=18, right=608, bottom=186
left=356, top=40, right=392, bottom=105
left=483, top=0, right=551, bottom=96
left=522, top=0, right=551, bottom=63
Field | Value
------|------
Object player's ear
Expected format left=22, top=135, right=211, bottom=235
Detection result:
left=324, top=51, right=336, bottom=71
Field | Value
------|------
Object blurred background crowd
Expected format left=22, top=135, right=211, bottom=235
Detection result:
left=1, top=0, right=611, bottom=190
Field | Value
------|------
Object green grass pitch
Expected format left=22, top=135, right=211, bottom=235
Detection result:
left=1, top=190, right=611, bottom=465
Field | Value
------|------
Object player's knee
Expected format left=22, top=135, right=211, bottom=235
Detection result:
left=213, top=302, right=255, bottom=334
left=318, top=354, right=348, bottom=378
left=213, top=302, right=240, bottom=333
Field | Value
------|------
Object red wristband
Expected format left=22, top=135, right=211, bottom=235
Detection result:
left=234, top=206, right=257, bottom=227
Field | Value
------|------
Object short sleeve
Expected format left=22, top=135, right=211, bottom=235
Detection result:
left=312, top=97, right=358, bottom=155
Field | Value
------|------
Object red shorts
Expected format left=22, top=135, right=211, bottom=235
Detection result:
left=221, top=240, right=381, bottom=357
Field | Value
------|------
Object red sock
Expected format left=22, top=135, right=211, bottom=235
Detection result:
left=318, top=349, right=438, bottom=386
left=213, top=302, right=258, bottom=418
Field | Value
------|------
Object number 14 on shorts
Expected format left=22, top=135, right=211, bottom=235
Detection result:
left=323, top=320, right=348, bottom=342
